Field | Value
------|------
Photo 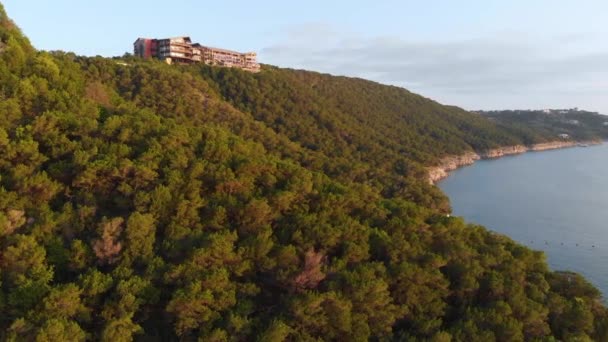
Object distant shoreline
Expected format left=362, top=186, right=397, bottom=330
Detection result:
left=428, top=139, right=604, bottom=184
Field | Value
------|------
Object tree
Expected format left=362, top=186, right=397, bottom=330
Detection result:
left=34, top=319, right=86, bottom=342
left=0, top=209, right=25, bottom=236
left=166, top=268, right=236, bottom=337
left=290, top=248, right=325, bottom=292
left=92, top=218, right=124, bottom=265
left=2, top=234, right=53, bottom=286
left=259, top=320, right=292, bottom=342
left=40, top=284, right=88, bottom=321
left=123, top=212, right=155, bottom=265
left=101, top=315, right=142, bottom=342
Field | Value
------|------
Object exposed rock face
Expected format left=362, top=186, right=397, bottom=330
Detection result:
left=427, top=152, right=480, bottom=184
left=479, top=145, right=527, bottom=158
left=428, top=140, right=602, bottom=184
left=530, top=141, right=585, bottom=151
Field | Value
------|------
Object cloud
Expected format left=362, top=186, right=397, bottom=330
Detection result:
left=260, top=24, right=608, bottom=112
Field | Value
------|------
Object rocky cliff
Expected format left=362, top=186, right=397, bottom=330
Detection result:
left=529, top=140, right=593, bottom=151
left=428, top=140, right=602, bottom=183
left=479, top=145, right=527, bottom=158
left=427, top=152, right=480, bottom=183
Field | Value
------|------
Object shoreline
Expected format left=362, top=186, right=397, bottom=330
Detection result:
left=428, top=139, right=603, bottom=184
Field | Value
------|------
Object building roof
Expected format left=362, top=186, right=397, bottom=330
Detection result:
left=154, top=36, right=192, bottom=44
left=133, top=37, right=151, bottom=44
left=170, top=36, right=191, bottom=42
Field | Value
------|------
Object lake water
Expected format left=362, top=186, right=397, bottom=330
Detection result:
left=439, top=143, right=608, bottom=298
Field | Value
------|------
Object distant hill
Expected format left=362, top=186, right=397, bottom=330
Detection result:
left=477, top=109, right=608, bottom=142
left=1, top=3, right=607, bottom=340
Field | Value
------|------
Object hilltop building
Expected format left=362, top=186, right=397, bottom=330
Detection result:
left=133, top=36, right=260, bottom=72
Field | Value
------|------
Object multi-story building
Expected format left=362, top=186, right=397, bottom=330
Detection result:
left=157, top=37, right=194, bottom=64
left=133, top=38, right=157, bottom=58
left=133, top=36, right=260, bottom=72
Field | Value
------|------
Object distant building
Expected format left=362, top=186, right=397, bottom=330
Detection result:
left=133, top=36, right=260, bottom=72
left=558, top=133, right=570, bottom=139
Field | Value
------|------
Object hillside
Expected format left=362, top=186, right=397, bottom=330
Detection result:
left=479, top=109, right=608, bottom=142
left=1, top=3, right=607, bottom=341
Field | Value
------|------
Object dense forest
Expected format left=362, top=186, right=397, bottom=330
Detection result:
left=1, top=4, right=607, bottom=341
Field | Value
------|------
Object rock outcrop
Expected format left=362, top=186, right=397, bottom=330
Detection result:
left=479, top=145, right=527, bottom=158
left=427, top=152, right=480, bottom=183
left=530, top=141, right=587, bottom=151
left=428, top=140, right=602, bottom=184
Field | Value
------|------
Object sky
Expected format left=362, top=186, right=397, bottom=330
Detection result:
left=4, top=0, right=608, bottom=113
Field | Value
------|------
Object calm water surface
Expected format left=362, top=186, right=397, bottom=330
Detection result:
left=439, top=143, right=608, bottom=298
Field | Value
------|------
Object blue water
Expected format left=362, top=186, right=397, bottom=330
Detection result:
left=439, top=144, right=608, bottom=298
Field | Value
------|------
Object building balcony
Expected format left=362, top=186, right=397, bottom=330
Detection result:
left=169, top=41, right=191, bottom=48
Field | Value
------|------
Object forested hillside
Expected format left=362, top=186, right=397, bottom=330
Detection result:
left=479, top=109, right=608, bottom=142
left=1, top=4, right=607, bottom=341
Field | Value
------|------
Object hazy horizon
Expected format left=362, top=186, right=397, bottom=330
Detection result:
left=5, top=0, right=608, bottom=114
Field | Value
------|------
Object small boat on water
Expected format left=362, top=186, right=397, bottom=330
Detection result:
left=578, top=143, right=589, bottom=147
